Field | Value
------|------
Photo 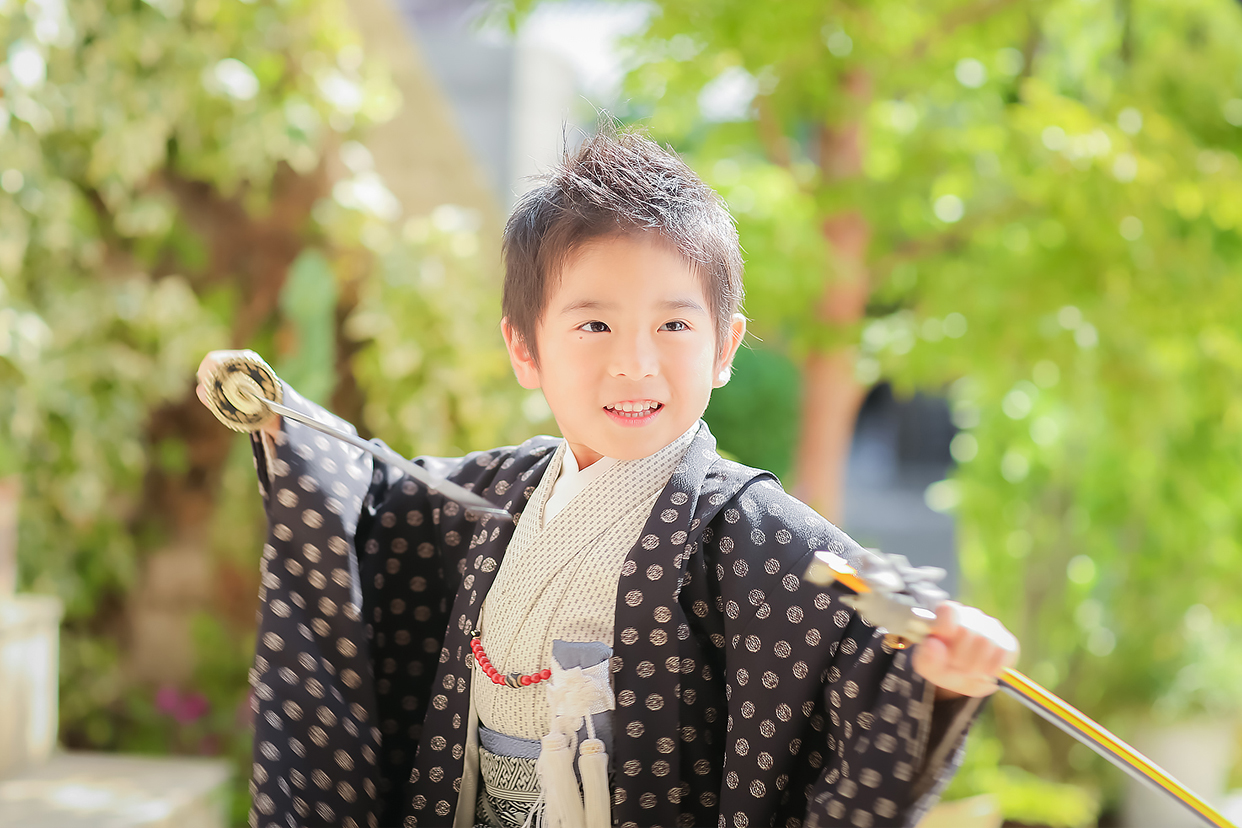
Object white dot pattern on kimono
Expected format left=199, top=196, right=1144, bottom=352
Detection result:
left=249, top=386, right=386, bottom=828
left=249, top=392, right=976, bottom=828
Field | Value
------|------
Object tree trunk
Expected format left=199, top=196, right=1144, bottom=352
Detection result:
left=791, top=72, right=872, bottom=524
left=0, top=476, right=18, bottom=597
left=126, top=163, right=329, bottom=685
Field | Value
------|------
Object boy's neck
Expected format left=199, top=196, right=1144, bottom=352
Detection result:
left=567, top=442, right=605, bottom=470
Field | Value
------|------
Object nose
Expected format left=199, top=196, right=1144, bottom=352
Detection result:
left=609, top=331, right=659, bottom=379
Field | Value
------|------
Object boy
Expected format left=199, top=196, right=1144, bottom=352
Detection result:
left=197, top=129, right=1015, bottom=828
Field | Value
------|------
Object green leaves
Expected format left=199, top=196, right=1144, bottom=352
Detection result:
left=346, top=206, right=539, bottom=457
left=1, top=2, right=514, bottom=818
left=277, top=250, right=338, bottom=406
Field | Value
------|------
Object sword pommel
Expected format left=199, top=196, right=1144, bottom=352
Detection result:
left=201, top=350, right=283, bottom=434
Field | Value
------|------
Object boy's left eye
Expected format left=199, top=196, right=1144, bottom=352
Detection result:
left=661, top=320, right=689, bottom=332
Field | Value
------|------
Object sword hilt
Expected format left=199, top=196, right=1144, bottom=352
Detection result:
left=200, top=350, right=283, bottom=433
left=804, top=548, right=944, bottom=649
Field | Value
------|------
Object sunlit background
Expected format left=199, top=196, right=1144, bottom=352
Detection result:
left=2, top=0, right=1242, bottom=825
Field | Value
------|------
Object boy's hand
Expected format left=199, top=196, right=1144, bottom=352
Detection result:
left=911, top=601, right=1018, bottom=700
left=195, top=350, right=282, bottom=438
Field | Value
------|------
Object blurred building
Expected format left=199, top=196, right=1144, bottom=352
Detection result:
left=397, top=0, right=645, bottom=206
left=844, top=385, right=958, bottom=594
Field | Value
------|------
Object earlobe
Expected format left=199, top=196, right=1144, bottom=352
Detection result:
left=501, top=317, right=542, bottom=390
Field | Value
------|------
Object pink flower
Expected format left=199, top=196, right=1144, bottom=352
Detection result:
left=154, top=686, right=211, bottom=725
left=155, top=686, right=181, bottom=716
left=176, top=692, right=210, bottom=725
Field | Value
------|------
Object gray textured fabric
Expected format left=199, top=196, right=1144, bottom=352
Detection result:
left=551, top=639, right=610, bottom=670
left=476, top=725, right=540, bottom=761
left=475, top=747, right=540, bottom=828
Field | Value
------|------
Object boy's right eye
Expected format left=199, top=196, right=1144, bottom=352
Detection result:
left=579, top=321, right=610, bottom=333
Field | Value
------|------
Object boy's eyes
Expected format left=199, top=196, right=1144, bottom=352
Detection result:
left=576, top=320, right=691, bottom=333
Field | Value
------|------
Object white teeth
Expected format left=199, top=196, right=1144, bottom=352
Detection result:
left=608, top=401, right=660, bottom=416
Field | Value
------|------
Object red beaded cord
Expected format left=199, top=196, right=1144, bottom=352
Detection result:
left=470, top=631, right=551, bottom=688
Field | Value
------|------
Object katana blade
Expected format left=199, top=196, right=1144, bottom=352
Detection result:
left=999, top=669, right=1235, bottom=828
left=262, top=399, right=513, bottom=521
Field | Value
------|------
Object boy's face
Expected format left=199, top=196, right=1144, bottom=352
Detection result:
left=503, top=234, right=746, bottom=467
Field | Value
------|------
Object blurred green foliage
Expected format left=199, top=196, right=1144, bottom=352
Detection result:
left=346, top=203, right=548, bottom=458
left=1, top=0, right=529, bottom=821
left=945, top=733, right=1101, bottom=828
left=703, top=344, right=801, bottom=481
left=508, top=0, right=1242, bottom=816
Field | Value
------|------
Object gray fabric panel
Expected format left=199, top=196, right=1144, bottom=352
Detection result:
left=551, top=639, right=611, bottom=670
left=478, top=724, right=541, bottom=760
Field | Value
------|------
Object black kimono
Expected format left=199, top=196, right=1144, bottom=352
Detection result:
left=246, top=386, right=977, bottom=828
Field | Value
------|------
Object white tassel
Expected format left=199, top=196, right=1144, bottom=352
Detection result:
left=519, top=795, right=545, bottom=828
left=542, top=652, right=617, bottom=828
left=539, top=731, right=584, bottom=828
left=579, top=737, right=610, bottom=828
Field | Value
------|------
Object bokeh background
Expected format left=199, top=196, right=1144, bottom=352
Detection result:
left=2, top=0, right=1242, bottom=825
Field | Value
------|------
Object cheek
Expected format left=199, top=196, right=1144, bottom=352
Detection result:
left=542, top=348, right=593, bottom=392
left=691, top=336, right=719, bottom=367
left=669, top=340, right=717, bottom=380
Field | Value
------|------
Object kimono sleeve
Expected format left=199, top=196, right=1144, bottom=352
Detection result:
left=249, top=383, right=490, bottom=828
left=247, top=382, right=391, bottom=828
left=709, top=479, right=979, bottom=828
left=246, top=383, right=517, bottom=828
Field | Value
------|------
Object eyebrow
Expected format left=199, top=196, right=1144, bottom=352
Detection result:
left=558, top=298, right=707, bottom=314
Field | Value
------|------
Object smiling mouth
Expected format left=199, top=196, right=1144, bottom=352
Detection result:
left=604, top=401, right=664, bottom=419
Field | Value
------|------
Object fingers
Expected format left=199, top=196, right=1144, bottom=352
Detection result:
left=915, top=603, right=1017, bottom=698
left=910, top=634, right=947, bottom=676
left=196, top=351, right=233, bottom=411
left=930, top=601, right=961, bottom=641
left=951, top=625, right=993, bottom=673
left=982, top=643, right=1010, bottom=678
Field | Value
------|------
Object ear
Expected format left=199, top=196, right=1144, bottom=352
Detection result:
left=502, top=317, right=542, bottom=390
left=712, top=313, right=748, bottom=388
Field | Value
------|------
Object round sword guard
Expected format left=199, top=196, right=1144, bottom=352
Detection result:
left=202, top=351, right=283, bottom=433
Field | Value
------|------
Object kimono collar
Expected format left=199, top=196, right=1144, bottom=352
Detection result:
left=540, top=422, right=700, bottom=530
left=541, top=447, right=618, bottom=529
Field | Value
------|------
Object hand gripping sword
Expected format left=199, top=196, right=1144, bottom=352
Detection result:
left=199, top=351, right=512, bottom=522
left=803, top=548, right=1236, bottom=828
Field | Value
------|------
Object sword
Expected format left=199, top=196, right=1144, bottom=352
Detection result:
left=803, top=549, right=1237, bottom=828
left=200, top=351, right=513, bottom=522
